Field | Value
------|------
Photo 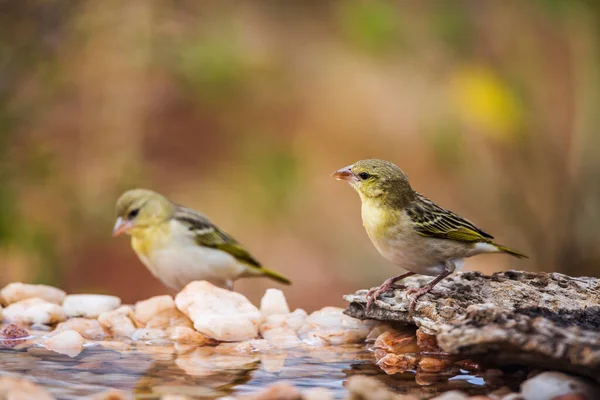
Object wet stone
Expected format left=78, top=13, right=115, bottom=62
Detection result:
left=43, top=330, right=85, bottom=357
left=520, top=372, right=600, bottom=400
left=63, top=294, right=121, bottom=318
left=175, top=281, right=262, bottom=342
left=53, top=318, right=107, bottom=340
left=260, top=289, right=291, bottom=317
left=298, top=307, right=375, bottom=346
left=98, top=306, right=137, bottom=338
left=130, top=328, right=167, bottom=341
left=0, top=277, right=561, bottom=399
left=169, top=326, right=217, bottom=345
left=0, top=282, right=66, bottom=306
left=0, top=324, right=30, bottom=348
left=3, top=297, right=66, bottom=325
left=374, top=328, right=420, bottom=354
left=416, top=328, right=441, bottom=353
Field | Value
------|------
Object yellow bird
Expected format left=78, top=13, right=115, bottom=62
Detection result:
left=113, top=189, right=291, bottom=291
left=332, top=159, right=526, bottom=312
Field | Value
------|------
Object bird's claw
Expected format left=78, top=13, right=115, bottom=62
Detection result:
left=406, top=284, right=436, bottom=314
left=365, top=281, right=406, bottom=311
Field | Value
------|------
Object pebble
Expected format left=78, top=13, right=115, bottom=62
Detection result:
left=2, top=297, right=66, bottom=325
left=169, top=326, right=217, bottom=345
left=43, top=329, right=85, bottom=357
left=262, top=327, right=302, bottom=349
left=303, top=387, right=334, bottom=400
left=375, top=350, right=418, bottom=375
left=0, top=376, right=54, bottom=400
left=238, top=382, right=302, bottom=400
left=63, top=294, right=121, bottom=318
left=416, top=328, right=441, bottom=352
left=135, top=295, right=174, bottom=323
left=488, top=386, right=513, bottom=399
left=175, top=281, right=262, bottom=342
left=500, top=394, right=523, bottom=400
left=261, top=352, right=288, bottom=373
left=346, top=375, right=418, bottom=399
left=260, top=288, right=290, bottom=317
left=53, top=318, right=107, bottom=340
left=130, top=328, right=167, bottom=341
left=0, top=282, right=66, bottom=305
left=297, top=307, right=375, bottom=345
left=431, top=391, right=469, bottom=400
left=98, top=306, right=137, bottom=337
left=521, top=372, right=600, bottom=400
left=135, top=295, right=192, bottom=329
left=248, top=339, right=273, bottom=351
left=418, top=357, right=453, bottom=373
left=374, top=329, right=420, bottom=354
left=0, top=324, right=30, bottom=348
left=366, top=322, right=398, bottom=342
left=175, top=347, right=260, bottom=377
left=259, top=310, right=307, bottom=348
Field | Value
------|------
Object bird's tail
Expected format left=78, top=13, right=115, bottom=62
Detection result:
left=260, top=267, right=292, bottom=285
left=494, top=243, right=528, bottom=259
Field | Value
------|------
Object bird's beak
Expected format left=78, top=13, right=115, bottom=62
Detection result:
left=331, top=166, right=358, bottom=182
left=112, top=217, right=133, bottom=237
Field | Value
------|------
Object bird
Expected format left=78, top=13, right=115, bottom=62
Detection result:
left=112, top=189, right=291, bottom=292
left=332, top=159, right=526, bottom=313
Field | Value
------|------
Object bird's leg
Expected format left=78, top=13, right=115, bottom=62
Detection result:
left=407, top=260, right=456, bottom=314
left=225, top=280, right=234, bottom=291
left=366, top=272, right=416, bottom=310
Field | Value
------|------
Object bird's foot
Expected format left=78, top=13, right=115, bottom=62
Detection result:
left=365, top=279, right=406, bottom=311
left=406, top=284, right=436, bottom=315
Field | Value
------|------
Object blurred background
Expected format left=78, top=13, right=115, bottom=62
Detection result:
left=1, top=0, right=599, bottom=311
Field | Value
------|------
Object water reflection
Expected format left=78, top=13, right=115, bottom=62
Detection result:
left=0, top=340, right=523, bottom=399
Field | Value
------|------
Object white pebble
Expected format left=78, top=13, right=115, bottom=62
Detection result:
left=298, top=306, right=375, bottom=345
left=260, top=288, right=290, bottom=317
left=3, top=298, right=66, bottom=325
left=44, top=330, right=85, bottom=357
left=521, top=371, right=600, bottom=400
left=98, top=306, right=137, bottom=337
left=175, top=281, right=262, bottom=342
left=63, top=294, right=121, bottom=318
left=0, top=282, right=66, bottom=305
left=169, top=326, right=214, bottom=345
left=130, top=328, right=166, bottom=341
left=53, top=318, right=106, bottom=340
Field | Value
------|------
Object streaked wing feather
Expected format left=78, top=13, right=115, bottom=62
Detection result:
left=406, top=193, right=493, bottom=242
left=173, top=206, right=262, bottom=267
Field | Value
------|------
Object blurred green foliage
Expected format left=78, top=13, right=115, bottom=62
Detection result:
left=338, top=1, right=401, bottom=54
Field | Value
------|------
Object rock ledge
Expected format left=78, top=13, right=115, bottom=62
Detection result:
left=344, top=270, right=600, bottom=381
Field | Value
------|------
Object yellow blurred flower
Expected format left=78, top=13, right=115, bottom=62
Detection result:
left=451, top=65, right=523, bottom=142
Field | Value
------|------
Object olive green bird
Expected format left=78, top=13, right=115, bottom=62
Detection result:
left=332, top=159, right=526, bottom=313
left=113, top=189, right=291, bottom=291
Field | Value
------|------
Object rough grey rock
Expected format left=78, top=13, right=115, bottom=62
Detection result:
left=344, top=270, right=600, bottom=381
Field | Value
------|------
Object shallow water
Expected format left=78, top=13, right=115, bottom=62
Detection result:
left=0, top=339, right=526, bottom=399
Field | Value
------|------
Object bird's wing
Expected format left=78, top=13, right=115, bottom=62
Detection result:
left=405, top=193, right=494, bottom=242
left=173, top=206, right=262, bottom=267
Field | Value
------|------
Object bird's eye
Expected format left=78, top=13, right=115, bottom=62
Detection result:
left=358, top=172, right=371, bottom=180
left=128, top=208, right=139, bottom=219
